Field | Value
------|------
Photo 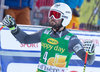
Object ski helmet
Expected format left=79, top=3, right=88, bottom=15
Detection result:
left=48, top=3, right=72, bottom=27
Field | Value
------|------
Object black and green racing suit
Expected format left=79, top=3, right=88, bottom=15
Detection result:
left=11, top=27, right=95, bottom=72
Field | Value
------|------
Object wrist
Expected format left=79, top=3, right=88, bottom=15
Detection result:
left=88, top=52, right=95, bottom=55
left=11, top=26, right=20, bottom=34
left=9, top=26, right=16, bottom=30
left=10, top=26, right=17, bottom=31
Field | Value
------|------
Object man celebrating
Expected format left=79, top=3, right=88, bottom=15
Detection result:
left=2, top=3, right=95, bottom=72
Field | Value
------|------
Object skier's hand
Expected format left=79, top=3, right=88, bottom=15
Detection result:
left=2, top=15, right=17, bottom=30
left=83, top=40, right=95, bottom=55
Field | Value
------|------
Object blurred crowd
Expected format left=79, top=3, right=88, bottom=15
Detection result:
left=0, top=0, right=100, bottom=31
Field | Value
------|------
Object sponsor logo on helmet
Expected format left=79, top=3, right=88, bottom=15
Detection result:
left=47, top=38, right=58, bottom=45
left=62, top=16, right=68, bottom=19
left=55, top=3, right=60, bottom=8
left=65, top=11, right=71, bottom=14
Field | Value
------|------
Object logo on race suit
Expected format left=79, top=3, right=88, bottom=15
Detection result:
left=38, top=62, right=68, bottom=72
left=47, top=38, right=58, bottom=45
left=64, top=35, right=71, bottom=40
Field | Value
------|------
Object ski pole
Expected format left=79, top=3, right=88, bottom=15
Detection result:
left=83, top=51, right=88, bottom=72
left=0, top=26, right=5, bottom=30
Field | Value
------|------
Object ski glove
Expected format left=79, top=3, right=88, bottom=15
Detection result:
left=83, top=40, right=95, bottom=55
left=2, top=15, right=17, bottom=30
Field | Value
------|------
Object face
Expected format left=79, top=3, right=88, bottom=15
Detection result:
left=48, top=10, right=63, bottom=31
left=49, top=16, right=62, bottom=29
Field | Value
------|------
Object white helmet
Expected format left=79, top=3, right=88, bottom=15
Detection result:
left=49, top=3, right=72, bottom=27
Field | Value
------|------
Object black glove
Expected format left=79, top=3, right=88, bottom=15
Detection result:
left=2, top=15, right=17, bottom=30
left=83, top=40, right=95, bottom=55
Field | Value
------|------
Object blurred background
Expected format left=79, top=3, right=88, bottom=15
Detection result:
left=79, top=0, right=100, bottom=31
left=0, top=0, right=100, bottom=31
left=80, top=0, right=99, bottom=24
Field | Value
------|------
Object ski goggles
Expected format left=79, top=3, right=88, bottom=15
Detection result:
left=48, top=10, right=63, bottom=20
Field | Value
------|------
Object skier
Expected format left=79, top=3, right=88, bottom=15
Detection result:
left=2, top=3, right=95, bottom=72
